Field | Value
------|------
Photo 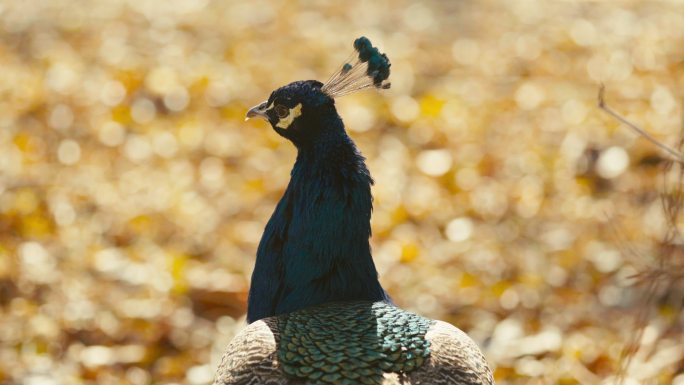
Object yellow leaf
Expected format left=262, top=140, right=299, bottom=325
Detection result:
left=400, top=242, right=419, bottom=263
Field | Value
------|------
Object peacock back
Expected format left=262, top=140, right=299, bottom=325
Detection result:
left=214, top=301, right=493, bottom=385
left=277, top=301, right=433, bottom=384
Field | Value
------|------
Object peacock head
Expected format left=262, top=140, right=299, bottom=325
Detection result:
left=246, top=37, right=391, bottom=145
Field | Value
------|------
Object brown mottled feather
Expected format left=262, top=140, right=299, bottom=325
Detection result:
left=213, top=318, right=302, bottom=385
left=213, top=317, right=493, bottom=385
left=403, top=320, right=493, bottom=384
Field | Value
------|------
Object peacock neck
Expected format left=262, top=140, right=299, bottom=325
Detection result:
left=247, top=120, right=389, bottom=323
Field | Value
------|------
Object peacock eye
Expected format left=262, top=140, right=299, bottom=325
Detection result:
left=275, top=105, right=289, bottom=119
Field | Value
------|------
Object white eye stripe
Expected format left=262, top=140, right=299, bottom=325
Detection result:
left=275, top=103, right=303, bottom=129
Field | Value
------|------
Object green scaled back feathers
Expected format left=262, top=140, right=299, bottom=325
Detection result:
left=277, top=301, right=433, bottom=385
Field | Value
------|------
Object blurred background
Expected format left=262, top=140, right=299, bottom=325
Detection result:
left=1, top=1, right=684, bottom=384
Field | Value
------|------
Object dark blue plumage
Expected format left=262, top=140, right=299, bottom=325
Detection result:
left=247, top=80, right=390, bottom=323
left=217, top=37, right=493, bottom=385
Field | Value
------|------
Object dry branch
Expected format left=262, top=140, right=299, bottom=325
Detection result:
left=598, top=85, right=684, bottom=385
left=598, top=84, right=684, bottom=163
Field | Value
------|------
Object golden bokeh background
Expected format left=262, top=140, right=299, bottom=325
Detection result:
left=1, top=1, right=683, bottom=384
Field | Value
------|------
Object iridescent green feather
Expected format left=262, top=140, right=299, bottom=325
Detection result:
left=277, top=301, right=433, bottom=385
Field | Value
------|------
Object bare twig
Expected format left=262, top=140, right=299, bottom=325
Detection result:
left=598, top=84, right=684, bottom=163
left=599, top=85, right=684, bottom=385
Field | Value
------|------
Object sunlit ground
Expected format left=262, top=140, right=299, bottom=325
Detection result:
left=1, top=1, right=684, bottom=384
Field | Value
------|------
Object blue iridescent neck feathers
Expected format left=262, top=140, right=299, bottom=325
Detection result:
left=247, top=107, right=389, bottom=323
left=246, top=37, right=392, bottom=323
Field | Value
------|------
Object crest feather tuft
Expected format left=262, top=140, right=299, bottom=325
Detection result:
left=321, top=37, right=391, bottom=98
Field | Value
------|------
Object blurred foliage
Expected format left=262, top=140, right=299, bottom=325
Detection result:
left=1, top=1, right=684, bottom=384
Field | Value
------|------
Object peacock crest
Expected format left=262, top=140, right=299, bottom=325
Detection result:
left=321, top=37, right=391, bottom=98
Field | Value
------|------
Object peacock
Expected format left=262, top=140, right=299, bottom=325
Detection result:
left=213, top=37, right=494, bottom=385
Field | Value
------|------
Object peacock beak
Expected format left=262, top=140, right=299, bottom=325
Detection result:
left=245, top=101, right=270, bottom=121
